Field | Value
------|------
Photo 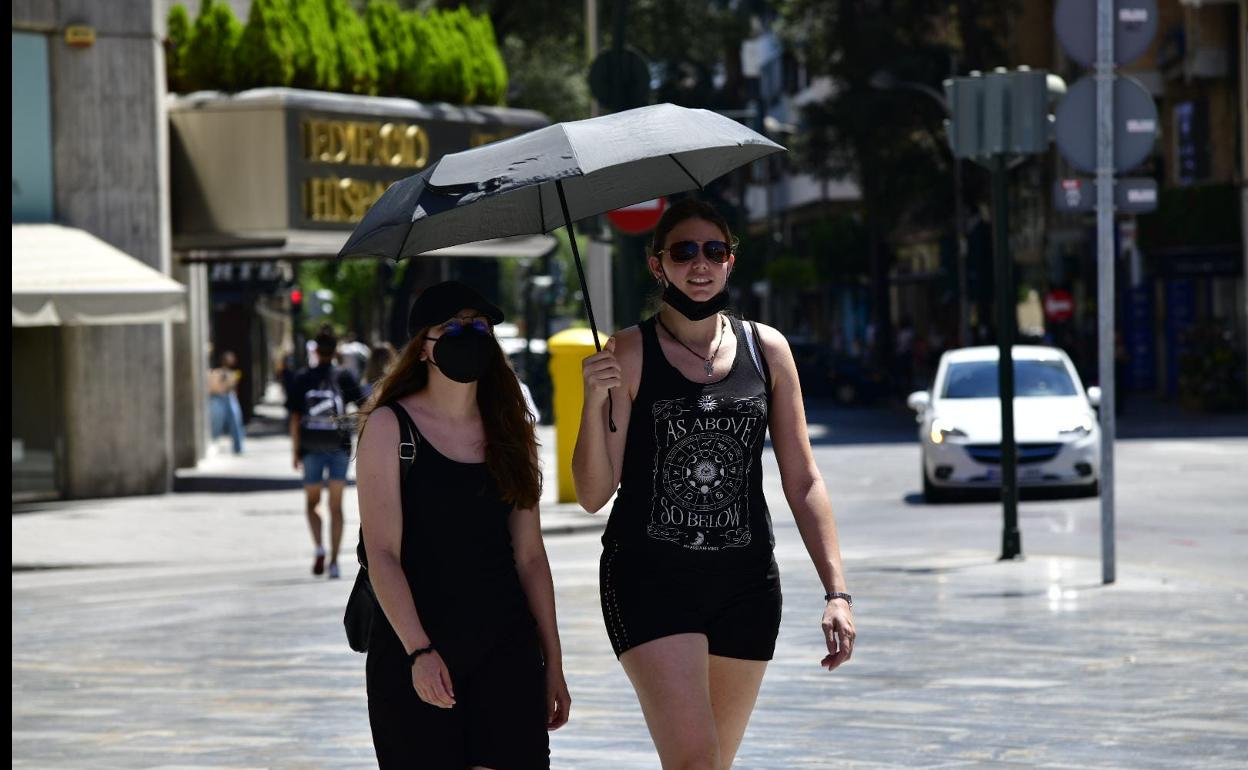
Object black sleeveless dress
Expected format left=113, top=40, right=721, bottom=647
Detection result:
left=366, top=402, right=549, bottom=769
left=600, top=315, right=783, bottom=661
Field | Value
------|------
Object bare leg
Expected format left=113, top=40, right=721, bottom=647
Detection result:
left=620, top=634, right=720, bottom=770
left=304, top=484, right=324, bottom=548
left=708, top=655, right=768, bottom=769
left=326, top=480, right=347, bottom=566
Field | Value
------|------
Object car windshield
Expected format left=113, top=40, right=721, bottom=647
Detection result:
left=941, top=359, right=1078, bottom=398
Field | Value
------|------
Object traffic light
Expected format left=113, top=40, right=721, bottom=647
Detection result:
left=944, top=68, right=1066, bottom=161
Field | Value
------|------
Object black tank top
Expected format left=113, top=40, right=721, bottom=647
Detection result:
left=368, top=403, right=534, bottom=678
left=605, top=315, right=774, bottom=571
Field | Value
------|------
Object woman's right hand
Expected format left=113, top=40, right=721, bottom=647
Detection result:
left=581, top=337, right=621, bottom=404
left=410, top=649, right=456, bottom=708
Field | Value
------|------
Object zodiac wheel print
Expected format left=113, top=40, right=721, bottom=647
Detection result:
left=660, top=431, right=747, bottom=512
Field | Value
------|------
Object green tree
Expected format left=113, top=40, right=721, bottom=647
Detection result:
left=365, top=0, right=408, bottom=95
left=290, top=0, right=340, bottom=91
left=427, top=9, right=473, bottom=103
left=236, top=0, right=299, bottom=89
left=778, top=0, right=962, bottom=365
left=165, top=3, right=193, bottom=93
left=399, top=10, right=437, bottom=100
left=328, top=0, right=380, bottom=94
left=187, top=0, right=244, bottom=91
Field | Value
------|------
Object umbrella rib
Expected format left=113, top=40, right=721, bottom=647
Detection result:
left=669, top=154, right=704, bottom=191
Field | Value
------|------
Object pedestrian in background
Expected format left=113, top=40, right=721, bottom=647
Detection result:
left=355, top=281, right=569, bottom=768
left=362, top=341, right=398, bottom=399
left=287, top=327, right=365, bottom=579
left=207, top=349, right=245, bottom=454
left=573, top=199, right=855, bottom=770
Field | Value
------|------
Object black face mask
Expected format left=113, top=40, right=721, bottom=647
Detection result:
left=428, top=328, right=495, bottom=384
left=660, top=272, right=730, bottom=321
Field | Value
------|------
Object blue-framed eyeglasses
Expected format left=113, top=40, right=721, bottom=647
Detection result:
left=427, top=317, right=491, bottom=340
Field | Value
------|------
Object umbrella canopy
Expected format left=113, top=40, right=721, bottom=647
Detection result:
left=339, top=103, right=785, bottom=260
left=339, top=103, right=786, bottom=432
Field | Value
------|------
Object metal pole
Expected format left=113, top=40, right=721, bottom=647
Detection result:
left=954, top=156, right=969, bottom=345
left=586, top=0, right=599, bottom=117
left=1096, top=0, right=1117, bottom=585
left=992, top=155, right=1022, bottom=560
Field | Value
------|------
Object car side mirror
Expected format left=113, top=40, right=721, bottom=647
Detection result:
left=907, top=390, right=931, bottom=412
left=1086, top=386, right=1101, bottom=408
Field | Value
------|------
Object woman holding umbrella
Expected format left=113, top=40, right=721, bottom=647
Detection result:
left=572, top=199, right=855, bottom=769
left=355, top=281, right=570, bottom=769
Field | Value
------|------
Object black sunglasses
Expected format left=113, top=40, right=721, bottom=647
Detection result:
left=657, top=239, right=738, bottom=264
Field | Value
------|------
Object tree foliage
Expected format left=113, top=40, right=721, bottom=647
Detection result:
left=186, top=0, right=244, bottom=91
left=365, top=0, right=407, bottom=95
left=290, top=0, right=340, bottom=91
left=168, top=0, right=507, bottom=105
left=235, top=0, right=299, bottom=89
left=329, top=0, right=381, bottom=94
left=166, top=4, right=193, bottom=93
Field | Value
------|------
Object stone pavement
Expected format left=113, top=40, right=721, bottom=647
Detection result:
left=12, top=409, right=1248, bottom=768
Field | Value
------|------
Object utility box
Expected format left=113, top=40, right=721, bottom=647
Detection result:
left=547, top=328, right=610, bottom=504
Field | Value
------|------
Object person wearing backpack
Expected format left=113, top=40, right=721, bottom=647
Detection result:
left=353, top=281, right=569, bottom=769
left=288, top=326, right=365, bottom=579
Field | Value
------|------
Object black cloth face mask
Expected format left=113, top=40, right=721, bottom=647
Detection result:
left=660, top=270, right=729, bottom=321
left=427, top=326, right=495, bottom=384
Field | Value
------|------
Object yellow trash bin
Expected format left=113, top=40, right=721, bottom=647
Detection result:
left=547, top=327, right=610, bottom=503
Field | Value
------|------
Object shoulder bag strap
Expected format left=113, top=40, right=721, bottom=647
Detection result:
left=359, top=403, right=420, bottom=569
left=744, top=320, right=773, bottom=395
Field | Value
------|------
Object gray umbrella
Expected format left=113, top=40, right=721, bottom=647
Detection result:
left=340, top=103, right=785, bottom=350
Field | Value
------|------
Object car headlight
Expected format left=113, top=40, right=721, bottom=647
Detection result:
left=1058, top=415, right=1096, bottom=437
left=929, top=418, right=967, bottom=445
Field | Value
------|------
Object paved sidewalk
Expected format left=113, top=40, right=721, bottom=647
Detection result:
left=11, top=401, right=1248, bottom=768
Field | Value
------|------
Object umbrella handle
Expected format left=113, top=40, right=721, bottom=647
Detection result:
left=557, top=180, right=617, bottom=433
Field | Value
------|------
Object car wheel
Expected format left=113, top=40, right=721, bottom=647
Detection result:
left=923, top=470, right=949, bottom=504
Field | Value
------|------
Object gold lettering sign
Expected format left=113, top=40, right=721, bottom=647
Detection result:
left=303, top=118, right=430, bottom=169
left=303, top=176, right=391, bottom=224
left=470, top=129, right=517, bottom=148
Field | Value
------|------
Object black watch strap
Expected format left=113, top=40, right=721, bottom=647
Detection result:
left=825, top=592, right=853, bottom=607
left=406, top=644, right=435, bottom=665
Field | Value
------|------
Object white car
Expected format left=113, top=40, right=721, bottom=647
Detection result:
left=907, top=346, right=1101, bottom=502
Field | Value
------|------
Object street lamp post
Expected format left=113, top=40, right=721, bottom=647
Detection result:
left=870, top=71, right=970, bottom=346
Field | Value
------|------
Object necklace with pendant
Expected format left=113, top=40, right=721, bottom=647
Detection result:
left=657, top=314, right=726, bottom=378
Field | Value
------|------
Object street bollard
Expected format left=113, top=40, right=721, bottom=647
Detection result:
left=547, top=327, right=610, bottom=503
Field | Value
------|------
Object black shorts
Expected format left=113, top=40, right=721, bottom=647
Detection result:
left=367, top=633, right=550, bottom=770
left=599, top=540, right=783, bottom=661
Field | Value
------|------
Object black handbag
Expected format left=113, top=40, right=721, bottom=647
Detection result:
left=344, top=402, right=418, bottom=653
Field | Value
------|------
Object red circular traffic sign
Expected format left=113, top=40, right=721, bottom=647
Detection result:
left=608, top=197, right=667, bottom=235
left=1044, top=289, right=1074, bottom=323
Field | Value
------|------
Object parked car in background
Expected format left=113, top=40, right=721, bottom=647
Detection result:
left=907, top=346, right=1102, bottom=502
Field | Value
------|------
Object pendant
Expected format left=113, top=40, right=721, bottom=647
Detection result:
left=705, top=360, right=714, bottom=377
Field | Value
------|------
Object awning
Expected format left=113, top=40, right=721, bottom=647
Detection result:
left=13, top=224, right=188, bottom=327
left=176, top=231, right=559, bottom=263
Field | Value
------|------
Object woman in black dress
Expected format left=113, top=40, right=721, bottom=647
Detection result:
left=572, top=199, right=855, bottom=770
left=356, top=281, right=570, bottom=769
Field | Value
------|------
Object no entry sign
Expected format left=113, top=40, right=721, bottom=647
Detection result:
left=608, top=197, right=667, bottom=235
left=1044, top=289, right=1075, bottom=323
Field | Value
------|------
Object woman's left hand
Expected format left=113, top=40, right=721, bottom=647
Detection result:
left=545, top=665, right=572, bottom=730
left=821, top=599, right=855, bottom=671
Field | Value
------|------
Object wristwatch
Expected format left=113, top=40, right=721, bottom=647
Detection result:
left=824, top=592, right=853, bottom=607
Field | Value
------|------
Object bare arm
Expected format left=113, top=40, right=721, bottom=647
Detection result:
left=356, top=409, right=456, bottom=707
left=510, top=501, right=572, bottom=729
left=289, top=414, right=302, bottom=470
left=757, top=324, right=856, bottom=670
left=571, top=328, right=640, bottom=512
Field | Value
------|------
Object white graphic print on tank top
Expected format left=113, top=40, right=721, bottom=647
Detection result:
left=646, top=394, right=767, bottom=551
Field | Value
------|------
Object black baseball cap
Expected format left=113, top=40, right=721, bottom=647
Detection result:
left=408, top=280, right=504, bottom=337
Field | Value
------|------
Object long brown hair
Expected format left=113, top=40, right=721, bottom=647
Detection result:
left=357, top=326, right=542, bottom=509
